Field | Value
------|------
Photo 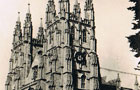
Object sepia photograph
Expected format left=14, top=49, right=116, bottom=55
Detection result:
left=0, top=0, right=140, bottom=90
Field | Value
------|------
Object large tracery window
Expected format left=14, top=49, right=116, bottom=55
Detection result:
left=83, top=29, right=86, bottom=42
left=81, top=75, right=86, bottom=88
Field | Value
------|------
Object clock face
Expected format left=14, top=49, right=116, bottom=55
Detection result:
left=77, top=54, right=83, bottom=61
left=75, top=52, right=86, bottom=65
left=75, top=52, right=83, bottom=62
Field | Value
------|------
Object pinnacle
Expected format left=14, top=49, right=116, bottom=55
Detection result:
left=40, top=18, right=43, bottom=27
left=135, top=76, right=139, bottom=85
left=17, top=12, right=20, bottom=22
left=28, top=3, right=30, bottom=14
left=117, top=73, right=120, bottom=78
left=117, top=73, right=120, bottom=82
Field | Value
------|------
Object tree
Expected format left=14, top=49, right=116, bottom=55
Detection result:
left=127, top=0, right=140, bottom=57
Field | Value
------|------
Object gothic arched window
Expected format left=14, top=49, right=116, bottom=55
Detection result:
left=28, top=87, right=34, bottom=90
left=81, top=75, right=86, bottom=88
left=39, top=87, right=42, bottom=90
left=71, top=26, right=75, bottom=40
left=33, top=66, right=38, bottom=80
left=83, top=29, right=86, bottom=42
left=49, top=31, right=51, bottom=44
left=70, top=26, right=75, bottom=45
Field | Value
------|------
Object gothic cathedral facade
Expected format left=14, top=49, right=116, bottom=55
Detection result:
left=5, top=0, right=101, bottom=90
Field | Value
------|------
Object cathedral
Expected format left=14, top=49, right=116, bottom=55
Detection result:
left=5, top=0, right=139, bottom=90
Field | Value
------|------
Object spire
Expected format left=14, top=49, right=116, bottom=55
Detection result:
left=17, top=12, right=20, bottom=22
left=116, top=73, right=121, bottom=82
left=40, top=18, right=43, bottom=27
left=73, top=0, right=81, bottom=20
left=13, top=12, right=22, bottom=47
left=25, top=3, right=32, bottom=22
left=28, top=3, right=30, bottom=14
left=16, top=12, right=21, bottom=25
left=23, top=3, right=33, bottom=42
left=37, top=18, right=44, bottom=43
left=135, top=76, right=139, bottom=85
left=15, top=12, right=21, bottom=27
left=116, top=73, right=121, bottom=90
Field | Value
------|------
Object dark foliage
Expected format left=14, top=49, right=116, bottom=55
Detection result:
left=128, top=0, right=140, bottom=29
left=127, top=0, right=140, bottom=57
left=127, top=32, right=140, bottom=57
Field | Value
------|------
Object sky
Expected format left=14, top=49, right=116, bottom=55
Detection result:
left=0, top=0, right=139, bottom=90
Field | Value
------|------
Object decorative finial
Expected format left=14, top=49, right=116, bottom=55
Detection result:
left=17, top=12, right=20, bottom=22
left=28, top=3, right=30, bottom=13
left=40, top=18, right=43, bottom=27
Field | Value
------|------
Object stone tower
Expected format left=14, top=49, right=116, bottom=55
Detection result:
left=5, top=0, right=101, bottom=90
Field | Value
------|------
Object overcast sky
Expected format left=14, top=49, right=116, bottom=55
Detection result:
left=0, top=0, right=139, bottom=90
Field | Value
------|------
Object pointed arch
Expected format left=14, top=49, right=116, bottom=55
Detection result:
left=81, top=74, right=86, bottom=88
left=83, top=29, right=86, bottom=42
left=70, top=26, right=75, bottom=45
left=71, top=26, right=75, bottom=40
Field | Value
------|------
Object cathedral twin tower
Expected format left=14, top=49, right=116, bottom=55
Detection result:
left=5, top=0, right=101, bottom=90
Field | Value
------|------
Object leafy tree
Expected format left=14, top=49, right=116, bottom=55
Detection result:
left=127, top=0, right=140, bottom=57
